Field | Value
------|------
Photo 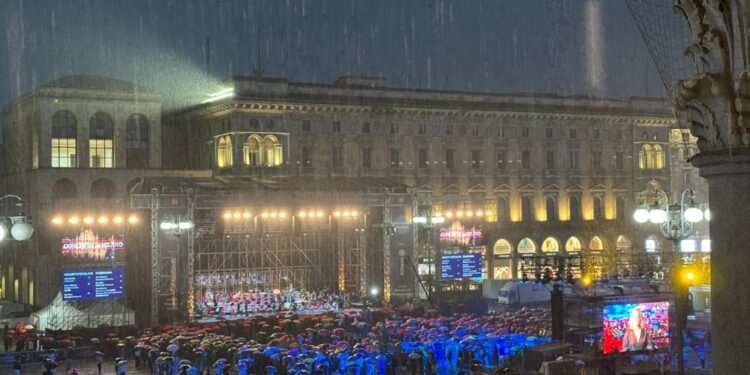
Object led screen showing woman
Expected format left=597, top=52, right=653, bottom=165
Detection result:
left=602, top=301, right=670, bottom=354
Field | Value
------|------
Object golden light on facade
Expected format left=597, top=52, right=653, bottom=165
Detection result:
left=316, top=211, right=324, bottom=218
left=270, top=212, right=278, bottom=218
left=261, top=212, right=269, bottom=219
left=298, top=211, right=307, bottom=218
left=127, top=215, right=139, bottom=224
left=113, top=216, right=124, bottom=224
left=223, top=212, right=232, bottom=220
left=51, top=216, right=64, bottom=226
left=279, top=211, right=287, bottom=218
left=97, top=216, right=109, bottom=225
left=83, top=216, right=94, bottom=225
left=233, top=211, right=242, bottom=219
left=242, top=212, right=252, bottom=219
left=333, top=211, right=340, bottom=217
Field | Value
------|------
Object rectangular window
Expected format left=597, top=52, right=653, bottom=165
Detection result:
left=472, top=126, right=480, bottom=137
left=302, top=120, right=311, bottom=132
left=418, top=148, right=428, bottom=168
left=362, top=122, right=370, bottom=134
left=362, top=148, right=372, bottom=168
left=390, top=123, right=399, bottom=135
left=418, top=124, right=427, bottom=135
left=332, top=121, right=341, bottom=133
left=471, top=150, right=481, bottom=169
left=302, top=145, right=312, bottom=167
left=52, top=138, right=77, bottom=168
left=569, top=128, right=577, bottom=139
left=546, top=151, right=555, bottom=170
left=390, top=148, right=400, bottom=168
left=497, top=150, right=506, bottom=170
left=332, top=146, right=343, bottom=168
left=521, top=150, right=530, bottom=169
left=592, top=151, right=602, bottom=170
left=522, top=127, right=529, bottom=138
left=89, top=139, right=113, bottom=168
left=445, top=149, right=455, bottom=169
left=616, top=152, right=624, bottom=170
left=546, top=128, right=553, bottom=138
left=569, top=150, right=579, bottom=170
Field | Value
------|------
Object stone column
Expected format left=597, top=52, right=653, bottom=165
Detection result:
left=672, top=1, right=750, bottom=372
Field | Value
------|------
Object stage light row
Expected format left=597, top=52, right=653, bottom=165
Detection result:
left=222, top=209, right=360, bottom=221
left=51, top=214, right=140, bottom=226
left=435, top=210, right=490, bottom=219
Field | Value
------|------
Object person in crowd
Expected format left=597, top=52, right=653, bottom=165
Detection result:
left=95, top=350, right=104, bottom=375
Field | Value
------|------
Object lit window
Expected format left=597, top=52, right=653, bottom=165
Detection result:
left=701, top=239, right=711, bottom=253
left=645, top=239, right=658, bottom=252
left=243, top=135, right=262, bottom=166
left=89, top=112, right=114, bottom=168
left=217, top=136, right=233, bottom=168
left=653, top=144, right=665, bottom=169
left=51, top=110, right=77, bottom=168
left=262, top=135, right=283, bottom=166
left=680, top=239, right=697, bottom=253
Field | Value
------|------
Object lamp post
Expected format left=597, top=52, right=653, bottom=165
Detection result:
left=633, top=188, right=707, bottom=375
left=413, top=215, right=445, bottom=303
left=0, top=195, right=33, bottom=242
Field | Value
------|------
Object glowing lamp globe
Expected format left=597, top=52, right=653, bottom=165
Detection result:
left=0, top=224, right=6, bottom=241
left=648, top=208, right=667, bottom=224
left=10, top=222, right=33, bottom=241
left=684, top=207, right=704, bottom=223
left=704, top=208, right=711, bottom=221
left=633, top=206, right=650, bottom=224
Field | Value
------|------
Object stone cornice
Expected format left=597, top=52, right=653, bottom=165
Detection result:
left=186, top=100, right=676, bottom=126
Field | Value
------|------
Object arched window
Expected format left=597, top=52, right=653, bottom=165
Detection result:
left=125, top=114, right=150, bottom=168
left=565, top=237, right=582, bottom=253
left=653, top=144, right=665, bottom=169
left=51, top=110, right=77, bottom=168
left=569, top=196, right=581, bottom=221
left=52, top=179, right=78, bottom=201
left=521, top=197, right=533, bottom=222
left=496, top=198, right=508, bottom=223
left=89, top=112, right=114, bottom=168
left=616, top=235, right=631, bottom=251
left=243, top=135, right=262, bottom=166
left=217, top=136, right=233, bottom=168
left=262, top=135, right=283, bottom=166
left=518, top=238, right=537, bottom=254
left=546, top=197, right=557, bottom=221
left=90, top=178, right=116, bottom=199
left=616, top=196, right=626, bottom=220
left=541, top=237, right=560, bottom=253
left=593, top=197, right=604, bottom=220
left=639, top=144, right=652, bottom=169
left=589, top=236, right=605, bottom=252
left=493, top=239, right=512, bottom=255
left=645, top=236, right=660, bottom=252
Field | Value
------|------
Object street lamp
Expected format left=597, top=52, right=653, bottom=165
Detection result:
left=634, top=188, right=706, bottom=375
left=0, top=195, right=33, bottom=241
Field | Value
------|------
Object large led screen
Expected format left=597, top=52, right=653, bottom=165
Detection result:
left=62, top=268, right=125, bottom=301
left=440, top=253, right=483, bottom=279
left=61, top=230, right=125, bottom=261
left=602, top=301, right=670, bottom=354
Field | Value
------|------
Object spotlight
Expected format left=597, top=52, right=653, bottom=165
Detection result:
left=445, top=212, right=453, bottom=218
left=97, top=216, right=109, bottom=225
left=68, top=216, right=80, bottom=225
left=351, top=210, right=358, bottom=217
left=581, top=275, right=593, bottom=287
left=316, top=211, right=323, bottom=218
left=223, top=212, right=232, bottom=220
left=233, top=211, right=241, bottom=219
left=279, top=212, right=287, bottom=218
left=333, top=211, right=341, bottom=217
left=456, top=211, right=463, bottom=217
left=83, top=216, right=94, bottom=225
left=127, top=215, right=139, bottom=224
left=370, top=287, right=379, bottom=296
left=466, top=211, right=473, bottom=217
left=270, top=212, right=277, bottom=218
left=242, top=212, right=252, bottom=219
left=113, top=216, right=124, bottom=225
left=476, top=210, right=483, bottom=216
left=298, top=211, right=307, bottom=218
left=51, top=216, right=64, bottom=226
left=261, top=212, right=269, bottom=219
left=343, top=211, right=350, bottom=217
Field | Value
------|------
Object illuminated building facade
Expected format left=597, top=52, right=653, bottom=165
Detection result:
left=0, top=74, right=704, bottom=317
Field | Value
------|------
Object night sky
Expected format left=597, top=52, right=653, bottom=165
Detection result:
left=0, top=0, right=666, bottom=109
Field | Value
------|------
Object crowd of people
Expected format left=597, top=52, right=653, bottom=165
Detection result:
left=20, top=306, right=552, bottom=374
left=195, top=290, right=355, bottom=320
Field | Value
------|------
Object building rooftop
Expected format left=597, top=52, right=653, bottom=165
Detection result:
left=40, top=75, right=152, bottom=93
